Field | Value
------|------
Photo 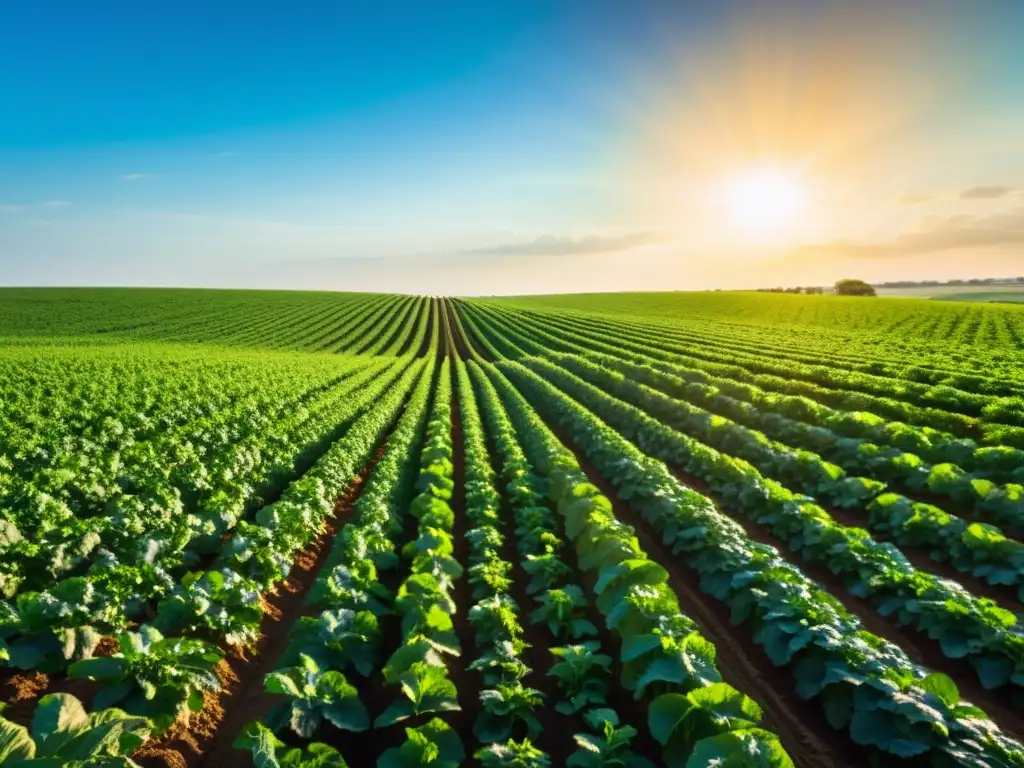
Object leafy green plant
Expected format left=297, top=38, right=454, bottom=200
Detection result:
left=685, top=729, right=794, bottom=768
left=567, top=709, right=654, bottom=768
left=309, top=550, right=391, bottom=616
left=466, top=526, right=504, bottom=559
left=402, top=528, right=463, bottom=582
left=0, top=693, right=152, bottom=766
left=378, top=717, right=465, bottom=768
left=286, top=607, right=380, bottom=676
left=66, top=625, right=222, bottom=733
left=529, top=585, right=597, bottom=641
left=234, top=721, right=349, bottom=767
left=395, top=573, right=460, bottom=655
left=474, top=739, right=551, bottom=768
left=468, top=558, right=514, bottom=600
left=468, top=594, right=523, bottom=646
left=475, top=681, right=544, bottom=742
left=649, top=683, right=792, bottom=768
left=0, top=579, right=106, bottom=673
left=411, top=494, right=456, bottom=528
left=467, top=639, right=531, bottom=686
left=521, top=552, right=571, bottom=594
left=375, top=660, right=460, bottom=727
left=153, top=567, right=263, bottom=647
left=264, top=654, right=369, bottom=739
left=548, top=641, right=611, bottom=714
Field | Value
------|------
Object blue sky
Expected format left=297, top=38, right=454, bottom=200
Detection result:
left=2, top=1, right=1023, bottom=293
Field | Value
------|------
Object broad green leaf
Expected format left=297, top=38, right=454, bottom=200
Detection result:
left=66, top=656, right=129, bottom=682
left=686, top=729, right=794, bottom=768
left=265, top=671, right=304, bottom=699
left=919, top=673, right=959, bottom=708
left=322, top=699, right=370, bottom=733
left=31, top=693, right=90, bottom=747
left=0, top=717, right=35, bottom=762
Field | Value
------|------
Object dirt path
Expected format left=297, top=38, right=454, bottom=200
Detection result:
left=540, top=426, right=868, bottom=768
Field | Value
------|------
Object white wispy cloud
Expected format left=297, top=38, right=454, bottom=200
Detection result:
left=1, top=200, right=71, bottom=214
left=461, top=231, right=672, bottom=257
left=788, top=206, right=1024, bottom=261
left=120, top=173, right=151, bottom=181
left=960, top=185, right=1015, bottom=200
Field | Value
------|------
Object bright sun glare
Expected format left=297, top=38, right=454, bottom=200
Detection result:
left=724, top=168, right=805, bottom=231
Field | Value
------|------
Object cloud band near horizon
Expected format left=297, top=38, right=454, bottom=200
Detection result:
left=461, top=231, right=672, bottom=257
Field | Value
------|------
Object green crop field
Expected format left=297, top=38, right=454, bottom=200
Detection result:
left=875, top=285, right=1024, bottom=302
left=3, top=287, right=1024, bottom=768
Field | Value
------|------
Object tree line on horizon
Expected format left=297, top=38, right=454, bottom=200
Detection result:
left=755, top=279, right=875, bottom=296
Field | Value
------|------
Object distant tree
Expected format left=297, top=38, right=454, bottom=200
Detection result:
left=834, top=278, right=876, bottom=297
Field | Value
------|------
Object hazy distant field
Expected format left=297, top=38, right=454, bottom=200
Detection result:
left=875, top=284, right=1024, bottom=301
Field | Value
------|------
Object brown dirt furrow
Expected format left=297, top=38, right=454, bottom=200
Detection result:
left=660, top=463, right=1024, bottom=742
left=1, top=637, right=119, bottom=726
left=542, top=426, right=868, bottom=768
left=445, top=299, right=475, bottom=362
left=439, top=299, right=455, bottom=359
left=134, top=439, right=390, bottom=768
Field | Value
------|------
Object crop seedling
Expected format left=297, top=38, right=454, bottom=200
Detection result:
left=567, top=709, right=655, bottom=768
left=475, top=681, right=545, bottom=742
left=547, top=641, right=612, bottom=714
left=375, top=660, right=460, bottom=728
left=378, top=717, right=466, bottom=768
left=467, top=638, right=532, bottom=686
left=529, top=585, right=597, bottom=641
left=475, top=739, right=552, bottom=768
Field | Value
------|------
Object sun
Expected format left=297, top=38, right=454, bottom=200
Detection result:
left=723, top=167, right=805, bottom=231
